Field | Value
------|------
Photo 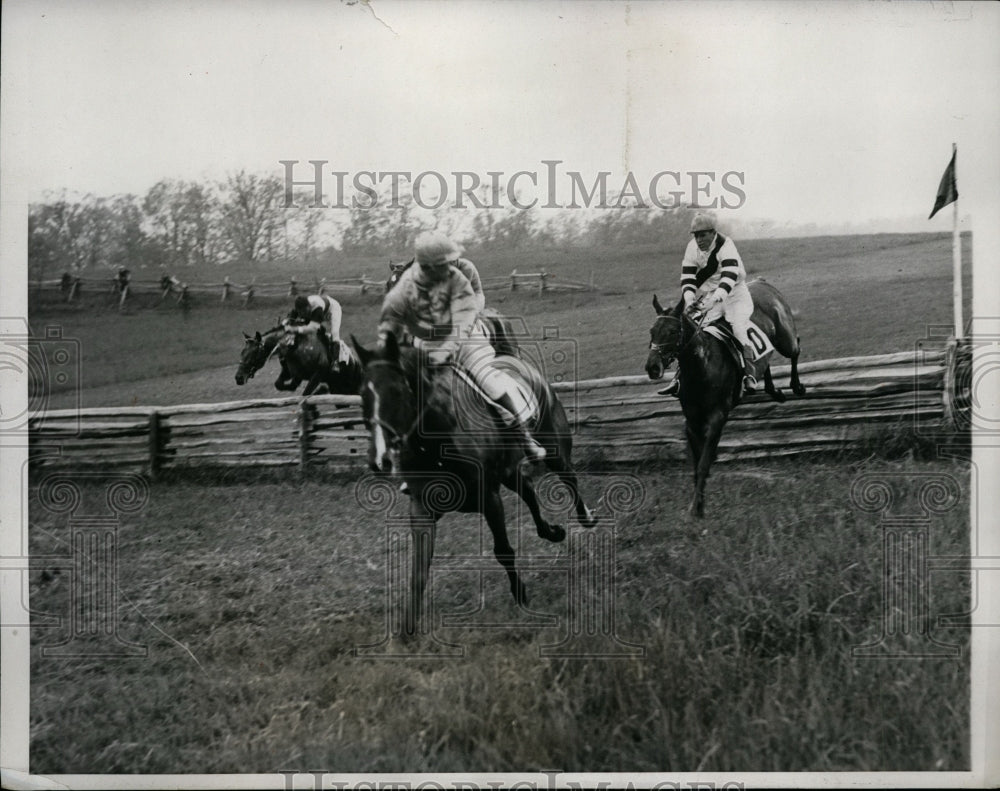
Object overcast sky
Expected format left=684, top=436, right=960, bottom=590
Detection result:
left=2, top=0, right=999, bottom=231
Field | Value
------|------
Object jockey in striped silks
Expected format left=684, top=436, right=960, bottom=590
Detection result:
left=659, top=212, right=759, bottom=397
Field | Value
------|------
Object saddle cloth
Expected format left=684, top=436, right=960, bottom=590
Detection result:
left=704, top=319, right=774, bottom=362
left=451, top=357, right=540, bottom=427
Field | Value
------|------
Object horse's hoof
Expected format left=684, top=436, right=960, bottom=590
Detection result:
left=793, top=385, right=807, bottom=397
left=579, top=507, right=599, bottom=529
left=540, top=522, right=566, bottom=543
left=770, top=389, right=786, bottom=403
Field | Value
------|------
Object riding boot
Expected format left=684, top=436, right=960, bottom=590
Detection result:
left=742, top=345, right=758, bottom=394
left=320, top=331, right=341, bottom=374
left=657, top=373, right=680, bottom=397
left=496, top=393, right=547, bottom=461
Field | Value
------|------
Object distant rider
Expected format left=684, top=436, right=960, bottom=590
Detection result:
left=285, top=293, right=345, bottom=373
left=378, top=231, right=545, bottom=461
left=659, top=212, right=758, bottom=396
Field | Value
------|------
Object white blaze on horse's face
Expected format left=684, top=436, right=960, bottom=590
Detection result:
left=367, top=381, right=388, bottom=470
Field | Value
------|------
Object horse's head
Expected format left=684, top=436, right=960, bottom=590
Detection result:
left=353, top=331, right=418, bottom=475
left=385, top=258, right=414, bottom=293
left=235, top=331, right=269, bottom=385
left=645, top=294, right=683, bottom=380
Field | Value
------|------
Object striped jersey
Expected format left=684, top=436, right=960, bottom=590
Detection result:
left=680, top=234, right=746, bottom=298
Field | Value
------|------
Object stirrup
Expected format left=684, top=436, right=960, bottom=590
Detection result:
left=522, top=434, right=547, bottom=461
left=742, top=374, right=757, bottom=394
left=657, top=379, right=680, bottom=397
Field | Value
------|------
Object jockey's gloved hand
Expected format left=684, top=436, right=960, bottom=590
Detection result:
left=683, top=291, right=696, bottom=308
left=428, top=348, right=452, bottom=366
left=709, top=288, right=727, bottom=306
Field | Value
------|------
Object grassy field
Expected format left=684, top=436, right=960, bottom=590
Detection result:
left=29, top=458, right=970, bottom=773
left=25, top=232, right=973, bottom=775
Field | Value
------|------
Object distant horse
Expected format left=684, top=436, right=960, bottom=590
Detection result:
left=386, top=257, right=519, bottom=357
left=645, top=279, right=806, bottom=518
left=353, top=331, right=597, bottom=637
left=235, top=325, right=364, bottom=396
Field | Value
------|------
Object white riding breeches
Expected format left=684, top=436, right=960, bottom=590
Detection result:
left=451, top=327, right=533, bottom=424
left=702, top=282, right=753, bottom=348
left=324, top=300, right=343, bottom=342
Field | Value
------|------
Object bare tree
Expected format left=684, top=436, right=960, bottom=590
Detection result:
left=219, top=171, right=284, bottom=267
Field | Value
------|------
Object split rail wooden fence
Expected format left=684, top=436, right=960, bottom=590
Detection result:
left=28, top=349, right=959, bottom=477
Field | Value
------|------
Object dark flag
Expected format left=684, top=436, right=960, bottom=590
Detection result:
left=928, top=149, right=958, bottom=219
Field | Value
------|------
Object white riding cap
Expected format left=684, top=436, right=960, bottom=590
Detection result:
left=415, top=231, right=462, bottom=267
left=689, top=212, right=717, bottom=233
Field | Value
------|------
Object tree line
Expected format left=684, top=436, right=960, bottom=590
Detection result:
left=29, top=169, right=702, bottom=280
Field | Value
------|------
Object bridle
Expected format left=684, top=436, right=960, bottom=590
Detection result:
left=650, top=307, right=708, bottom=364
left=240, top=325, right=284, bottom=379
left=364, top=359, right=431, bottom=451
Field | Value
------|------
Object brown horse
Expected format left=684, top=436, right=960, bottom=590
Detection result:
left=645, top=279, right=806, bottom=517
left=235, top=326, right=364, bottom=396
left=353, top=331, right=597, bottom=637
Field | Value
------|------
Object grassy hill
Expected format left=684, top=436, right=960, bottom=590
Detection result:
left=30, top=231, right=972, bottom=409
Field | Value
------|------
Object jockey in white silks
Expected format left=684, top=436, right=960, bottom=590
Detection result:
left=284, top=293, right=347, bottom=372
left=378, top=231, right=546, bottom=461
left=659, top=212, right=758, bottom=397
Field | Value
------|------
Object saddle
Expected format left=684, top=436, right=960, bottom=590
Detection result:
left=701, top=318, right=746, bottom=370
left=438, top=359, right=540, bottom=429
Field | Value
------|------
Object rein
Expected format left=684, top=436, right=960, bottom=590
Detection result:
left=364, top=359, right=432, bottom=450
left=651, top=309, right=709, bottom=362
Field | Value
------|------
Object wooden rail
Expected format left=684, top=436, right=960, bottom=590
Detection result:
left=27, top=350, right=960, bottom=475
left=30, top=267, right=596, bottom=306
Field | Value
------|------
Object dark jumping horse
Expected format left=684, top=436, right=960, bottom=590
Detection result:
left=353, top=331, right=597, bottom=637
left=235, top=325, right=364, bottom=396
left=386, top=258, right=519, bottom=357
left=645, top=279, right=806, bottom=518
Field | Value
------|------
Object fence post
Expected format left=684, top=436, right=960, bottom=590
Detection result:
left=69, top=278, right=80, bottom=302
left=148, top=411, right=162, bottom=481
left=539, top=269, right=548, bottom=295
left=289, top=278, right=298, bottom=297
left=298, top=399, right=314, bottom=476
left=222, top=276, right=231, bottom=302
left=510, top=269, right=518, bottom=291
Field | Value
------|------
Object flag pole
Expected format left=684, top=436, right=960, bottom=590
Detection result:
left=951, top=142, right=963, bottom=339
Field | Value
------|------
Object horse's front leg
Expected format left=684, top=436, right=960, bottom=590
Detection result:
left=484, top=488, right=528, bottom=606
left=404, top=500, right=438, bottom=639
left=690, top=413, right=725, bottom=519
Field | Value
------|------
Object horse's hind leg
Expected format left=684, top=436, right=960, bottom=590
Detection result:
left=763, top=364, right=786, bottom=403
left=484, top=489, right=528, bottom=606
left=544, top=453, right=597, bottom=528
left=504, top=468, right=566, bottom=543
left=790, top=343, right=807, bottom=396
